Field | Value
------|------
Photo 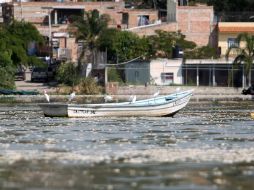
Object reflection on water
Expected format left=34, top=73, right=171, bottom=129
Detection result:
left=0, top=101, right=253, bottom=189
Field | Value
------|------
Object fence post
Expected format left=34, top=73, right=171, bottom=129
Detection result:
left=213, top=65, right=216, bottom=86
left=196, top=65, right=199, bottom=86
left=242, top=65, right=245, bottom=87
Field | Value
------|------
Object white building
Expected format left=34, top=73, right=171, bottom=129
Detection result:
left=125, top=58, right=183, bottom=86
left=0, top=0, right=12, bottom=3
left=150, top=58, right=183, bottom=85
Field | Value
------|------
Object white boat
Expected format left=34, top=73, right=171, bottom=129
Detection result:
left=38, top=90, right=193, bottom=117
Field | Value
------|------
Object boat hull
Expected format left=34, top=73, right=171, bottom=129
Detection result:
left=39, top=90, right=192, bottom=118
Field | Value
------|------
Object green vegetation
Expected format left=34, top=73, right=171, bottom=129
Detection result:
left=56, top=62, right=103, bottom=95
left=98, top=29, right=201, bottom=63
left=0, top=21, right=44, bottom=89
left=226, top=33, right=254, bottom=87
left=56, top=62, right=79, bottom=86
left=78, top=77, right=103, bottom=95
left=206, top=0, right=254, bottom=12
left=97, top=28, right=148, bottom=63
left=70, top=9, right=109, bottom=65
left=124, top=0, right=254, bottom=12
left=184, top=46, right=217, bottom=59
left=108, top=67, right=123, bottom=83
left=146, top=30, right=196, bottom=59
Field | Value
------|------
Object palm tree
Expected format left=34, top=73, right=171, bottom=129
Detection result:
left=69, top=9, right=109, bottom=74
left=226, top=33, right=254, bottom=87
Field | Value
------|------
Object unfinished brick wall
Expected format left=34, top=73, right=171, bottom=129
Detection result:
left=13, top=1, right=124, bottom=24
left=129, top=5, right=216, bottom=47
left=177, top=6, right=215, bottom=46
left=125, top=9, right=158, bottom=28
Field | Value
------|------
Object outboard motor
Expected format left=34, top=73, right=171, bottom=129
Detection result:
left=242, top=84, right=254, bottom=95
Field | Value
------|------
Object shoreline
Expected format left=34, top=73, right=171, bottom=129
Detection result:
left=0, top=94, right=253, bottom=104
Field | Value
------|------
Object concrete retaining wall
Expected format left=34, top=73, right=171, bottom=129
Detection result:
left=116, top=86, right=253, bottom=101
left=117, top=86, right=242, bottom=95
left=1, top=86, right=253, bottom=103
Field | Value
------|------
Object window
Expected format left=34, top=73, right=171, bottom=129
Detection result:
left=122, top=13, right=129, bottom=25
left=161, top=72, right=174, bottom=85
left=228, top=38, right=239, bottom=48
left=138, top=15, right=149, bottom=26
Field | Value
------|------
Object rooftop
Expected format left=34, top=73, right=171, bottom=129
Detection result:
left=218, top=22, right=254, bottom=33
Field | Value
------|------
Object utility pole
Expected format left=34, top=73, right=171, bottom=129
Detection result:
left=42, top=7, right=53, bottom=63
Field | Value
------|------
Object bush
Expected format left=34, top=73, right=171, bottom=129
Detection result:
left=108, top=67, right=123, bottom=83
left=56, top=62, right=79, bottom=86
left=78, top=77, right=103, bottom=95
left=0, top=67, right=15, bottom=89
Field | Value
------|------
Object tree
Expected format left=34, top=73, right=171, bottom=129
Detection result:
left=206, top=0, right=254, bottom=12
left=226, top=33, right=254, bottom=87
left=98, top=29, right=198, bottom=62
left=70, top=9, right=109, bottom=66
left=146, top=30, right=196, bottom=58
left=0, top=21, right=44, bottom=89
left=97, top=28, right=148, bottom=63
left=4, top=21, right=44, bottom=67
left=184, top=46, right=217, bottom=59
left=125, top=0, right=254, bottom=12
left=125, top=0, right=167, bottom=9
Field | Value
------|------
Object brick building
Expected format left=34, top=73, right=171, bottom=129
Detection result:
left=128, top=0, right=216, bottom=47
left=1, top=0, right=159, bottom=63
left=0, top=0, right=217, bottom=63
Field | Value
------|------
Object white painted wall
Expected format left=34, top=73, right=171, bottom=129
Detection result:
left=0, top=0, right=12, bottom=2
left=150, top=58, right=183, bottom=85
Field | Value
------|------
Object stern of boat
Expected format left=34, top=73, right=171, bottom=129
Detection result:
left=38, top=103, right=68, bottom=117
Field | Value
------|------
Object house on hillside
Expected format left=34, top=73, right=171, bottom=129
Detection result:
left=0, top=0, right=160, bottom=63
left=216, top=13, right=254, bottom=86
left=126, top=0, right=217, bottom=47
left=218, top=22, right=254, bottom=57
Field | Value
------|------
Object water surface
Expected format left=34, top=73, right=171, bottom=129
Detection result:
left=0, top=101, right=253, bottom=190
